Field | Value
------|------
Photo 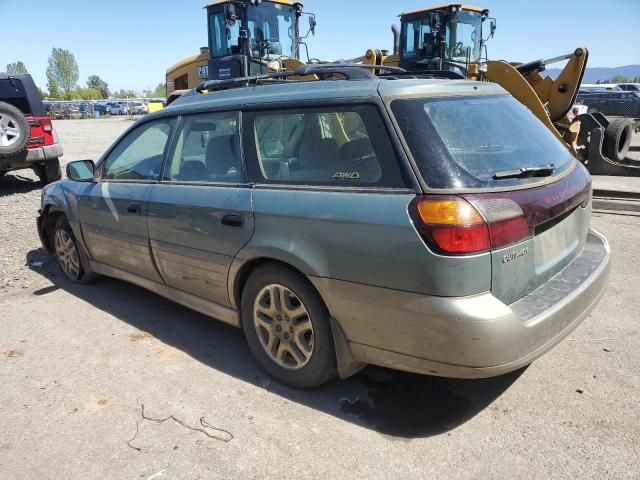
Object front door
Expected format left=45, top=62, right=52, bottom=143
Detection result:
left=147, top=111, right=254, bottom=307
left=79, top=117, right=176, bottom=282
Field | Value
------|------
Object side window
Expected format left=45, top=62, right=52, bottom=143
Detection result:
left=174, top=74, right=189, bottom=91
left=164, top=111, right=243, bottom=183
left=248, top=105, right=405, bottom=188
left=102, top=118, right=175, bottom=181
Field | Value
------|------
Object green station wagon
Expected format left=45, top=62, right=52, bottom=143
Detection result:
left=38, top=66, right=611, bottom=388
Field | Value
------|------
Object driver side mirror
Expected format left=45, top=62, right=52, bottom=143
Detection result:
left=66, top=160, right=95, bottom=182
left=309, top=15, right=317, bottom=35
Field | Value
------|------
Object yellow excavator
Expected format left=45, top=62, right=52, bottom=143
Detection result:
left=360, top=4, right=636, bottom=174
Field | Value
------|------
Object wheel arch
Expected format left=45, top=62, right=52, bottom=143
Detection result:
left=228, top=256, right=365, bottom=379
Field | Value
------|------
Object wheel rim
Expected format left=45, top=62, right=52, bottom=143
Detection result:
left=0, top=112, right=22, bottom=147
left=54, top=229, right=81, bottom=280
left=253, top=284, right=314, bottom=370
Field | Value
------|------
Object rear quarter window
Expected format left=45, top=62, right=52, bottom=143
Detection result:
left=244, top=105, right=407, bottom=188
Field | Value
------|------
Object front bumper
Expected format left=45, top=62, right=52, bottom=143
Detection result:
left=311, top=229, right=611, bottom=379
left=0, top=143, right=63, bottom=171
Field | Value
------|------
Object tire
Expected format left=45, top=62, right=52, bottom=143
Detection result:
left=0, top=101, right=29, bottom=158
left=241, top=263, right=337, bottom=388
left=35, top=159, right=62, bottom=185
left=603, top=118, right=633, bottom=162
left=53, top=216, right=96, bottom=284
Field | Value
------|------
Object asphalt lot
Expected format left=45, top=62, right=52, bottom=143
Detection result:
left=1, top=119, right=639, bottom=479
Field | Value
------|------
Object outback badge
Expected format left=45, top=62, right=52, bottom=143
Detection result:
left=502, top=247, right=529, bottom=264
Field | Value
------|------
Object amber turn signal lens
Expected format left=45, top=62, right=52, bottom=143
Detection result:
left=416, top=198, right=485, bottom=226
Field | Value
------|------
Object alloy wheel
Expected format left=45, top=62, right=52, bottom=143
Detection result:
left=0, top=112, right=22, bottom=147
left=253, top=284, right=314, bottom=370
left=54, top=229, right=81, bottom=280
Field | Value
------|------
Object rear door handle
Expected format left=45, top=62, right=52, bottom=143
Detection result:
left=221, top=213, right=244, bottom=228
left=127, top=203, right=142, bottom=214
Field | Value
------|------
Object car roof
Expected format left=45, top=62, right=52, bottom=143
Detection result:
left=161, top=77, right=507, bottom=117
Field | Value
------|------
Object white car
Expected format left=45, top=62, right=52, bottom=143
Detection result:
left=109, top=103, right=127, bottom=115
left=130, top=102, right=148, bottom=115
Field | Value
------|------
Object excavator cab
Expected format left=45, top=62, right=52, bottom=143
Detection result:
left=206, top=0, right=314, bottom=80
left=398, top=4, right=494, bottom=78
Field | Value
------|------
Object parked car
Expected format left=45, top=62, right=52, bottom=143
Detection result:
left=0, top=73, right=62, bottom=184
left=108, top=103, right=127, bottom=115
left=94, top=102, right=110, bottom=114
left=129, top=102, right=148, bottom=115
left=580, top=84, right=622, bottom=91
left=38, top=66, right=611, bottom=388
left=576, top=89, right=640, bottom=118
left=618, top=83, right=640, bottom=93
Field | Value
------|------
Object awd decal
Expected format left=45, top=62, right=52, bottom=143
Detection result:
left=332, top=171, right=360, bottom=180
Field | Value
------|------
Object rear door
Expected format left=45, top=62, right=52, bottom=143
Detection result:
left=146, top=111, right=253, bottom=307
left=79, top=117, right=176, bottom=281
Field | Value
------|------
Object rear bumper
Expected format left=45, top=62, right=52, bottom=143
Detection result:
left=0, top=143, right=62, bottom=171
left=311, top=229, right=611, bottom=379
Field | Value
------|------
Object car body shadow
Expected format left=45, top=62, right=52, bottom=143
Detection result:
left=0, top=172, right=42, bottom=196
left=27, top=248, right=525, bottom=438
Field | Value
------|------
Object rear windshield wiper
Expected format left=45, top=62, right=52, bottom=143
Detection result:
left=493, top=165, right=555, bottom=180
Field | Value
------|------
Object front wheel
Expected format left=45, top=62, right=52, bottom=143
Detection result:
left=53, top=216, right=96, bottom=283
left=241, top=264, right=337, bottom=389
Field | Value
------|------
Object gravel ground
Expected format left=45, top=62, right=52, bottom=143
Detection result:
left=0, top=120, right=639, bottom=479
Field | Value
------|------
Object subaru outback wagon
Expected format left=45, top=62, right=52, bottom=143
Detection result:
left=38, top=66, right=610, bottom=388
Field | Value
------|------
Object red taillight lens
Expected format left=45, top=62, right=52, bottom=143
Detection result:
left=410, top=196, right=532, bottom=255
left=431, top=224, right=490, bottom=253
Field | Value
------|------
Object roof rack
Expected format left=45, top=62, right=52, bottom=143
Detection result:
left=195, top=64, right=408, bottom=93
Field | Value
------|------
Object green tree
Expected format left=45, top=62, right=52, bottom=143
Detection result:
left=611, top=75, right=628, bottom=83
left=76, top=88, right=102, bottom=100
left=37, top=87, right=47, bottom=99
left=46, top=73, right=60, bottom=99
left=112, top=88, right=138, bottom=99
left=46, top=48, right=79, bottom=96
left=6, top=61, right=28, bottom=74
left=143, top=82, right=166, bottom=98
left=86, top=75, right=109, bottom=98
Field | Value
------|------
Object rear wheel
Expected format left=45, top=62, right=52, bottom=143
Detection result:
left=241, top=264, right=337, bottom=388
left=0, top=101, right=29, bottom=158
left=603, top=118, right=633, bottom=162
left=35, top=159, right=62, bottom=185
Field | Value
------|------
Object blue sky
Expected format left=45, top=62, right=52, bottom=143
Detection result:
left=1, top=0, right=639, bottom=92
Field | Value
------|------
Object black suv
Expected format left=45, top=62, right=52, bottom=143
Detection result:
left=576, top=88, right=640, bottom=119
left=0, top=73, right=62, bottom=184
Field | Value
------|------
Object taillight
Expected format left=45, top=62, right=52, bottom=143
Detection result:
left=27, top=116, right=55, bottom=147
left=409, top=196, right=532, bottom=255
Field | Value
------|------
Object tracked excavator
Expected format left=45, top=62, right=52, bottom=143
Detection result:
left=359, top=4, right=636, bottom=175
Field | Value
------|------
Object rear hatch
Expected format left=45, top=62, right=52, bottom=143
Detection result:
left=392, top=93, right=592, bottom=304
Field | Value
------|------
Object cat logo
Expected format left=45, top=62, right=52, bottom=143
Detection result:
left=332, top=171, right=360, bottom=180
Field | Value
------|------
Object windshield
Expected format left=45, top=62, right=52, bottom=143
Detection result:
left=247, top=3, right=296, bottom=59
left=445, top=10, right=482, bottom=62
left=391, top=95, right=575, bottom=189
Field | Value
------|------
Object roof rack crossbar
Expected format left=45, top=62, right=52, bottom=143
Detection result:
left=195, top=63, right=409, bottom=93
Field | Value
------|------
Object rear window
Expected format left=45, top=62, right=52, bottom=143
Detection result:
left=391, top=95, right=575, bottom=189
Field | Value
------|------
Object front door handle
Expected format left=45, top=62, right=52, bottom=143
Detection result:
left=127, top=203, right=142, bottom=214
left=221, top=213, right=244, bottom=228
